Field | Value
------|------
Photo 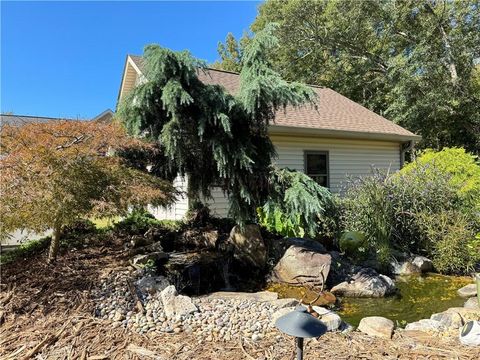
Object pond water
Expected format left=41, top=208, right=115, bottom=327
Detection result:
left=268, top=274, right=473, bottom=327
left=338, top=274, right=473, bottom=326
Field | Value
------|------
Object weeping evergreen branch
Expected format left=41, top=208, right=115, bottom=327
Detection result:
left=118, top=26, right=317, bottom=224
left=259, top=167, right=334, bottom=238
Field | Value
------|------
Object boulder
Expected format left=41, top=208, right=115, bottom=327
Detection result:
left=464, top=297, right=480, bottom=310
left=228, top=225, right=266, bottom=268
left=411, top=256, right=433, bottom=272
left=405, top=319, right=445, bottom=332
left=458, top=284, right=477, bottom=298
left=135, top=275, right=170, bottom=295
left=312, top=306, right=342, bottom=331
left=160, top=285, right=198, bottom=319
left=131, top=252, right=168, bottom=267
left=271, top=245, right=331, bottom=287
left=459, top=321, right=480, bottom=347
left=431, top=311, right=464, bottom=329
left=358, top=316, right=394, bottom=339
left=444, top=307, right=480, bottom=322
left=331, top=268, right=396, bottom=298
left=391, top=261, right=421, bottom=275
left=178, top=229, right=219, bottom=249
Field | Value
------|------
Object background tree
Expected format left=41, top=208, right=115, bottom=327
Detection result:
left=211, top=32, right=250, bottom=73
left=118, top=25, right=317, bottom=223
left=216, top=0, right=480, bottom=153
left=0, top=121, right=176, bottom=262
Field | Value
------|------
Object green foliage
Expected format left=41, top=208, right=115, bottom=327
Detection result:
left=258, top=168, right=333, bottom=238
left=416, top=211, right=479, bottom=274
left=342, top=171, right=394, bottom=267
left=0, top=237, right=51, bottom=265
left=342, top=148, right=480, bottom=274
left=211, top=33, right=250, bottom=73
left=400, top=148, right=480, bottom=212
left=220, top=0, right=480, bottom=153
left=114, top=209, right=183, bottom=235
left=339, top=231, right=367, bottom=261
left=119, top=26, right=315, bottom=224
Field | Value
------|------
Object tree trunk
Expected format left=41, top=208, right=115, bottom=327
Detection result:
left=48, top=223, right=62, bottom=263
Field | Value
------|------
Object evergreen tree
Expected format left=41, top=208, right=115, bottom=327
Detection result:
left=119, top=25, right=317, bottom=223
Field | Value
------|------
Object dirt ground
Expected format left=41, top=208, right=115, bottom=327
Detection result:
left=1, top=237, right=479, bottom=360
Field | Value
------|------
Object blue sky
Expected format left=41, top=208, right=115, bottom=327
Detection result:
left=1, top=1, right=260, bottom=119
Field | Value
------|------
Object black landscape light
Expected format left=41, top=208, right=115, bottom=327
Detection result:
left=275, top=306, right=328, bottom=360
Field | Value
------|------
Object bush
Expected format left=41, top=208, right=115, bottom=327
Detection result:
left=416, top=211, right=479, bottom=274
left=114, top=208, right=183, bottom=234
left=400, top=148, right=480, bottom=212
left=0, top=237, right=51, bottom=265
left=341, top=171, right=394, bottom=267
left=258, top=168, right=334, bottom=238
left=341, top=148, right=480, bottom=274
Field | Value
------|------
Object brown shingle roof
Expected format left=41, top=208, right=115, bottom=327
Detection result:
left=129, top=55, right=419, bottom=141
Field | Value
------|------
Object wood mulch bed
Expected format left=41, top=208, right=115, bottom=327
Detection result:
left=1, top=237, right=478, bottom=359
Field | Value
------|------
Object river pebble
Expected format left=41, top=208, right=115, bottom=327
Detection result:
left=92, top=270, right=292, bottom=340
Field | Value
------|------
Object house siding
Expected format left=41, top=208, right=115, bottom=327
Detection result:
left=149, top=176, right=189, bottom=220
left=206, top=135, right=401, bottom=218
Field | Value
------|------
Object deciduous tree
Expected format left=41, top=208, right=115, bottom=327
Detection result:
left=0, top=121, right=176, bottom=262
left=216, top=0, right=480, bottom=153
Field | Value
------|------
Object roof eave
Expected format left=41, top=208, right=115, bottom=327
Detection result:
left=269, top=124, right=421, bottom=143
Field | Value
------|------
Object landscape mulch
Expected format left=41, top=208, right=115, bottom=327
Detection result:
left=1, top=239, right=478, bottom=359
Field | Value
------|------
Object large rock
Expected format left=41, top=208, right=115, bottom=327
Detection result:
left=464, top=297, right=480, bottom=310
left=271, top=245, right=331, bottom=287
left=358, top=316, right=394, bottom=339
left=331, top=268, right=395, bottom=298
left=405, top=319, right=445, bottom=332
left=458, top=284, right=477, bottom=298
left=411, top=256, right=433, bottom=272
left=160, top=285, right=198, bottom=319
left=459, top=321, right=480, bottom=347
left=431, top=311, right=464, bottom=329
left=228, top=225, right=266, bottom=268
left=312, top=306, right=342, bottom=331
left=178, top=229, right=219, bottom=249
left=390, top=261, right=421, bottom=275
left=135, top=275, right=170, bottom=295
left=444, top=307, right=480, bottom=322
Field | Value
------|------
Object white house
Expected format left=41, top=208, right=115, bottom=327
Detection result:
left=118, top=55, right=420, bottom=220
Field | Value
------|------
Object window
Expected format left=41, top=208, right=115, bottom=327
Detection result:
left=304, top=151, right=329, bottom=187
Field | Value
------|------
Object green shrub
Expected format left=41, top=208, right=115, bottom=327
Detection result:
left=416, top=211, right=478, bottom=274
left=342, top=171, right=394, bottom=267
left=258, top=168, right=334, bottom=238
left=114, top=208, right=183, bottom=234
left=400, top=148, right=480, bottom=212
left=114, top=209, right=160, bottom=234
left=341, top=148, right=480, bottom=274
left=0, top=236, right=51, bottom=265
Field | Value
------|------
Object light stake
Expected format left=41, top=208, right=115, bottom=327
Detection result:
left=275, top=306, right=327, bottom=360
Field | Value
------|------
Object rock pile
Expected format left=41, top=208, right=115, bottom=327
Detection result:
left=92, top=270, right=348, bottom=341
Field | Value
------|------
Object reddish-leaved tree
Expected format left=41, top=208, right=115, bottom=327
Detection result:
left=0, top=120, right=177, bottom=262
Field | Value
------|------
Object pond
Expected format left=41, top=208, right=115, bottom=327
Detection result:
left=268, top=274, right=474, bottom=327
left=340, top=274, right=474, bottom=326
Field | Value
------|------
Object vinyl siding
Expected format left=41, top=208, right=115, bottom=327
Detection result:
left=206, top=135, right=401, bottom=218
left=150, top=136, right=402, bottom=220
left=149, top=176, right=189, bottom=220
